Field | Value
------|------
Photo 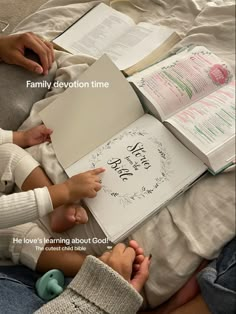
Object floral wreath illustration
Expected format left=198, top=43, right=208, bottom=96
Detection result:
left=89, top=128, right=172, bottom=207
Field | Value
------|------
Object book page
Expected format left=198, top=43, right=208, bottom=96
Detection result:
left=167, top=81, right=235, bottom=153
left=66, top=114, right=206, bottom=242
left=40, top=55, right=144, bottom=169
left=104, top=22, right=176, bottom=70
left=129, top=46, right=233, bottom=121
left=53, top=3, right=134, bottom=58
left=166, top=81, right=235, bottom=172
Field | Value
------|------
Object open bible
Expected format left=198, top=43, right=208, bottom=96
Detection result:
left=129, top=46, right=235, bottom=174
left=52, top=3, right=180, bottom=76
left=39, top=54, right=214, bottom=242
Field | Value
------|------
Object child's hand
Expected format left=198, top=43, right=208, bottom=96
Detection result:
left=99, top=243, right=135, bottom=282
left=129, top=240, right=145, bottom=273
left=130, top=255, right=150, bottom=292
left=24, top=125, right=53, bottom=147
left=47, top=168, right=105, bottom=209
left=99, top=241, right=150, bottom=293
left=64, top=168, right=105, bottom=202
left=129, top=240, right=150, bottom=292
left=13, top=125, right=53, bottom=148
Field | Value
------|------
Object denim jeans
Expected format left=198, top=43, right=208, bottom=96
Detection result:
left=0, top=265, right=72, bottom=314
left=197, top=237, right=236, bottom=314
left=0, top=265, right=45, bottom=314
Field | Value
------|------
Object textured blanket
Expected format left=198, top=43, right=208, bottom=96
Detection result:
left=13, top=0, right=235, bottom=308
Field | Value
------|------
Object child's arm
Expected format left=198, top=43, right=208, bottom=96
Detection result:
left=13, top=125, right=53, bottom=148
left=36, top=243, right=87, bottom=276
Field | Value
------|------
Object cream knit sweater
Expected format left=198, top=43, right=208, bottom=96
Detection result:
left=36, top=256, right=143, bottom=314
left=0, top=128, right=53, bottom=268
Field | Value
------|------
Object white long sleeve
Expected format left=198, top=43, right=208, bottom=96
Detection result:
left=0, top=128, right=12, bottom=144
left=0, top=128, right=54, bottom=228
left=0, top=188, right=53, bottom=269
left=0, top=187, right=53, bottom=229
left=0, top=128, right=54, bottom=268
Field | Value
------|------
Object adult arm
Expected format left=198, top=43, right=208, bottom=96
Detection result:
left=36, top=256, right=143, bottom=314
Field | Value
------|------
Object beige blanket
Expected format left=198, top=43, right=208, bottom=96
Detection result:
left=14, top=0, right=235, bottom=308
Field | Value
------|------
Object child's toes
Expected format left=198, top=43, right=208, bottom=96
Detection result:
left=75, top=206, right=88, bottom=224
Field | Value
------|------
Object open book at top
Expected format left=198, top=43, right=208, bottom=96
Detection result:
left=52, top=3, right=180, bottom=76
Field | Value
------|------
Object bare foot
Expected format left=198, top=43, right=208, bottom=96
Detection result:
left=50, top=204, right=88, bottom=233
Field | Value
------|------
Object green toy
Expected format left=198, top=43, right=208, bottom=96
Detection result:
left=36, top=269, right=65, bottom=301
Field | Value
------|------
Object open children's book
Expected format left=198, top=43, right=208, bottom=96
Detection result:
left=52, top=3, right=181, bottom=76
left=40, top=47, right=235, bottom=242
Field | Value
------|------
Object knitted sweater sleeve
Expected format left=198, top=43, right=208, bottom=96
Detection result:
left=35, top=256, right=143, bottom=314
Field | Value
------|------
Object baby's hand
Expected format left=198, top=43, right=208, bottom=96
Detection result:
left=129, top=240, right=150, bottom=292
left=64, top=168, right=105, bottom=202
left=129, top=240, right=145, bottom=274
left=99, top=241, right=150, bottom=293
left=13, top=125, right=53, bottom=148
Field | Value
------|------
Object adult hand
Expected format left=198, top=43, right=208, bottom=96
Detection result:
left=13, top=125, right=53, bottom=148
left=0, top=32, right=54, bottom=75
left=100, top=242, right=150, bottom=293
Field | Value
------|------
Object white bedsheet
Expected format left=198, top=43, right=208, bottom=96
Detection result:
left=13, top=0, right=235, bottom=308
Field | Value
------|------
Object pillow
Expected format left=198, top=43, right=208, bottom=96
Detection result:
left=0, top=51, right=55, bottom=131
